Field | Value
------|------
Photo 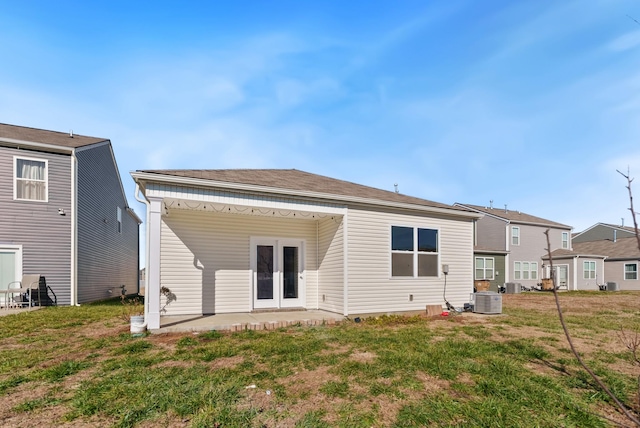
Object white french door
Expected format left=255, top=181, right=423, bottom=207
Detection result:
left=251, top=238, right=305, bottom=309
left=0, top=246, right=22, bottom=307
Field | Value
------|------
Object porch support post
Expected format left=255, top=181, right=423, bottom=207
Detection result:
left=147, top=197, right=163, bottom=330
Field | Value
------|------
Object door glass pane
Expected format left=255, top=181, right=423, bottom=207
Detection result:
left=256, top=245, right=273, bottom=300
left=283, top=246, right=298, bottom=299
left=0, top=252, right=16, bottom=291
left=559, top=266, right=568, bottom=286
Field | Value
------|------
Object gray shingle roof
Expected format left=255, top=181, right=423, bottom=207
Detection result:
left=455, top=203, right=571, bottom=229
left=139, top=169, right=472, bottom=212
left=0, top=123, right=107, bottom=149
left=572, top=236, right=640, bottom=260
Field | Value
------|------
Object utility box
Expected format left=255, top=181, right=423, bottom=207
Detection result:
left=607, top=282, right=620, bottom=292
left=473, top=291, right=502, bottom=314
left=505, top=282, right=521, bottom=294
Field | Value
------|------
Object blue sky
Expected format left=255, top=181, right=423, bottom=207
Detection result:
left=2, top=0, right=640, bottom=232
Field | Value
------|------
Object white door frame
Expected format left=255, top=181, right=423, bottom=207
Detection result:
left=250, top=237, right=305, bottom=310
left=0, top=245, right=22, bottom=307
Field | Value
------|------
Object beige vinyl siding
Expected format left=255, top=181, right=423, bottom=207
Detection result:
left=346, top=207, right=474, bottom=315
left=160, top=209, right=318, bottom=315
left=317, top=216, right=344, bottom=313
left=76, top=143, right=139, bottom=303
left=575, top=257, right=603, bottom=290
left=0, top=146, right=72, bottom=304
left=605, top=260, right=640, bottom=290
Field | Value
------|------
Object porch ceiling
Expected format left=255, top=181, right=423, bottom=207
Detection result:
left=162, top=197, right=344, bottom=220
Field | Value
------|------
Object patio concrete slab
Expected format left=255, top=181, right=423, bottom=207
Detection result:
left=155, top=310, right=345, bottom=334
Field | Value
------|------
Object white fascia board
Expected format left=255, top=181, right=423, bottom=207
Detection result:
left=132, top=172, right=482, bottom=220
left=0, top=137, right=76, bottom=154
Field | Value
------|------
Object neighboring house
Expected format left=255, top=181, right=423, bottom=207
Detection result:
left=542, top=249, right=606, bottom=291
left=453, top=203, right=573, bottom=291
left=569, top=235, right=640, bottom=291
left=131, top=169, right=481, bottom=330
left=572, top=222, right=637, bottom=244
left=0, top=123, right=141, bottom=306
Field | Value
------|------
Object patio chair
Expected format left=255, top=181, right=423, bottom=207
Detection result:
left=0, top=274, right=41, bottom=309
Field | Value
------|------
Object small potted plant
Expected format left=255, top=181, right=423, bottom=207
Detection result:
left=121, top=293, right=145, bottom=333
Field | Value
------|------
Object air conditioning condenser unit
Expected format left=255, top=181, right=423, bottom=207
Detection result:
left=473, top=291, right=502, bottom=314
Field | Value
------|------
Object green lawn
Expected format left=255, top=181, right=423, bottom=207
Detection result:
left=1, top=292, right=639, bottom=427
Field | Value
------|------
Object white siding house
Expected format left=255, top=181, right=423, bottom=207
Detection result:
left=132, top=169, right=480, bottom=330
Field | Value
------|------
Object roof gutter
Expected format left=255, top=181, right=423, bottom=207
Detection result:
left=131, top=172, right=482, bottom=220
left=0, top=137, right=77, bottom=154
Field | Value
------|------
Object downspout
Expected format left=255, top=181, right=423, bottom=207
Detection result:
left=504, top=221, right=510, bottom=283
left=70, top=150, right=78, bottom=306
left=134, top=183, right=150, bottom=329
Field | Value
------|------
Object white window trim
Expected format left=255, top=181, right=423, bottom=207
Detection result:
left=475, top=257, right=494, bottom=280
left=390, top=225, right=440, bottom=278
left=514, top=260, right=538, bottom=280
left=511, top=226, right=520, bottom=246
left=583, top=261, right=596, bottom=279
left=561, top=232, right=569, bottom=249
left=117, top=206, right=123, bottom=234
left=624, top=262, right=638, bottom=280
left=13, top=156, right=49, bottom=202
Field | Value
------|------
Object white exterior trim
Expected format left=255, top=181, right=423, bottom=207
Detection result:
left=13, top=155, right=49, bottom=203
left=132, top=172, right=481, bottom=220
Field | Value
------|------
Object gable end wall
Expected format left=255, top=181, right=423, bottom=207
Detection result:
left=0, top=146, right=72, bottom=303
left=76, top=144, right=139, bottom=303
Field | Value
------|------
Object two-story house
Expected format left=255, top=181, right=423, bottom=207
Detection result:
left=0, top=123, right=141, bottom=306
left=454, top=203, right=576, bottom=290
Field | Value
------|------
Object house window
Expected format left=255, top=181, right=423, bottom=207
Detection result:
left=583, top=261, right=596, bottom=279
left=391, top=226, right=438, bottom=277
left=14, top=157, right=47, bottom=202
left=475, top=257, right=494, bottom=280
left=625, top=263, right=638, bottom=280
left=562, top=232, right=569, bottom=249
left=511, top=226, right=520, bottom=246
left=117, top=207, right=122, bottom=234
left=514, top=261, right=538, bottom=280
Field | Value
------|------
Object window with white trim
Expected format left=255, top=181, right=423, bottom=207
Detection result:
left=514, top=261, right=538, bottom=280
left=391, top=226, right=438, bottom=277
left=117, top=207, right=122, bottom=234
left=14, top=157, right=47, bottom=202
left=583, top=261, right=596, bottom=279
left=561, top=232, right=569, bottom=249
left=475, top=257, right=494, bottom=280
left=625, top=263, right=638, bottom=280
left=511, top=226, right=520, bottom=246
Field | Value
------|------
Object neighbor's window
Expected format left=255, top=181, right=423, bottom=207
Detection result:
left=583, top=261, right=596, bottom=279
left=514, top=261, right=538, bottom=280
left=625, top=263, right=638, bottom=280
left=511, top=226, right=520, bottom=246
left=475, top=257, right=494, bottom=280
left=562, top=232, right=569, bottom=249
left=117, top=207, right=122, bottom=234
left=14, top=157, right=47, bottom=201
left=391, top=226, right=438, bottom=277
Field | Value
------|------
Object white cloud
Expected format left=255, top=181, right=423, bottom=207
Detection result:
left=608, top=30, right=640, bottom=52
